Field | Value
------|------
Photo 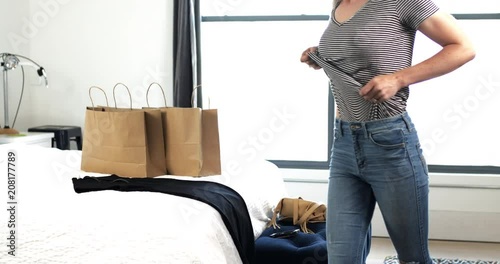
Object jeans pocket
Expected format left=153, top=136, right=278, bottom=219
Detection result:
left=368, top=129, right=405, bottom=149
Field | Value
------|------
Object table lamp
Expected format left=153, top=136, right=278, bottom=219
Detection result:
left=0, top=53, right=48, bottom=134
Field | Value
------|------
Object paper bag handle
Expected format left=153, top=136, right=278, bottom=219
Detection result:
left=191, top=84, right=212, bottom=109
left=146, top=82, right=168, bottom=107
left=88, top=86, right=109, bottom=107
left=191, top=85, right=200, bottom=108
left=112, top=82, right=133, bottom=109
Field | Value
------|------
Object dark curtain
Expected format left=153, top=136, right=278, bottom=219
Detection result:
left=173, top=0, right=202, bottom=107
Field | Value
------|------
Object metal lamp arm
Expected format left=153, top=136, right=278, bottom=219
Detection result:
left=14, top=54, right=48, bottom=89
left=1, top=53, right=48, bottom=88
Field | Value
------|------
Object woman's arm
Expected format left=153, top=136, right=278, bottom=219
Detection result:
left=360, top=11, right=476, bottom=102
left=396, top=10, right=476, bottom=87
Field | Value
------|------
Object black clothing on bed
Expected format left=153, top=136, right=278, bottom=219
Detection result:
left=72, top=175, right=255, bottom=264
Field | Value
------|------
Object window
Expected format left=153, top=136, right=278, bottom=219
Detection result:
left=409, top=19, right=500, bottom=171
left=200, top=0, right=500, bottom=173
left=201, top=1, right=332, bottom=168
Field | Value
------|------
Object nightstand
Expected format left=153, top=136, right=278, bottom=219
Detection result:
left=0, top=132, right=55, bottom=147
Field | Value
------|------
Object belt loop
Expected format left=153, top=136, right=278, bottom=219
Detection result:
left=402, top=113, right=412, bottom=132
left=361, top=122, right=368, bottom=139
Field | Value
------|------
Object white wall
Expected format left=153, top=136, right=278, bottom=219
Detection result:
left=1, top=0, right=173, bottom=132
left=0, top=1, right=30, bottom=54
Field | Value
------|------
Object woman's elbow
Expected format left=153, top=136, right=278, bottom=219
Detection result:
left=462, top=41, right=476, bottom=63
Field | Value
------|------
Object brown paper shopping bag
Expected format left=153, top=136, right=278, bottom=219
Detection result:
left=200, top=108, right=221, bottom=176
left=81, top=85, right=166, bottom=178
left=146, top=83, right=221, bottom=176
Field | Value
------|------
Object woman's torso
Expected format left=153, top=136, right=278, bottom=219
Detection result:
left=316, top=0, right=438, bottom=121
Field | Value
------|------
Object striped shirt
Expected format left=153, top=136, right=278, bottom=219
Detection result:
left=309, top=0, right=439, bottom=121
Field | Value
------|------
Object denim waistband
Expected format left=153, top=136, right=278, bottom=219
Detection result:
left=335, top=112, right=414, bottom=137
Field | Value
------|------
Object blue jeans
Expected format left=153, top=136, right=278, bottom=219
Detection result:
left=327, top=112, right=432, bottom=264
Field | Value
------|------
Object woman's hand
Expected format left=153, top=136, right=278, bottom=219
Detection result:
left=300, top=47, right=322, bottom=70
left=359, top=74, right=404, bottom=103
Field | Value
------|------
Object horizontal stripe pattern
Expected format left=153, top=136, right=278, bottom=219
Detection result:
left=315, top=0, right=439, bottom=121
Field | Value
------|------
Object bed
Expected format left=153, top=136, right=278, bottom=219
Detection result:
left=0, top=144, right=287, bottom=264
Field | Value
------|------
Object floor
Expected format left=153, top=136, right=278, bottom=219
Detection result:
left=367, top=237, right=500, bottom=263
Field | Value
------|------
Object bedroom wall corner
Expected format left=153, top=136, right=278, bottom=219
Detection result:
left=7, top=0, right=174, bottom=133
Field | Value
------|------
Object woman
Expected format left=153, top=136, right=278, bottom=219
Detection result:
left=300, top=0, right=475, bottom=263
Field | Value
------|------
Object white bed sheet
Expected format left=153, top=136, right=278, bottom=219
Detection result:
left=0, top=144, right=287, bottom=264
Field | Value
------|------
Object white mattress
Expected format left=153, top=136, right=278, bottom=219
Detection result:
left=0, top=144, right=287, bottom=263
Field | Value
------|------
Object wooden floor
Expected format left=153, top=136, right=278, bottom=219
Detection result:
left=367, top=237, right=500, bottom=263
